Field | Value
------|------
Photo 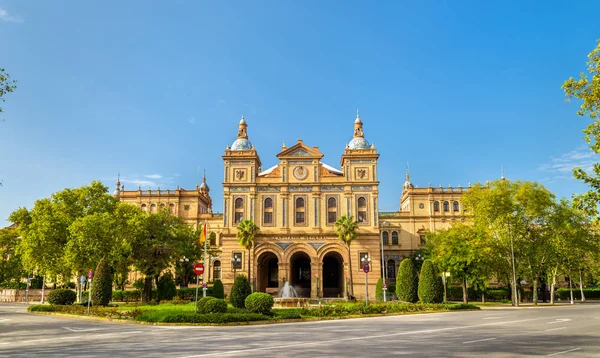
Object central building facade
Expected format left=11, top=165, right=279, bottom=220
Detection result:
left=220, top=114, right=381, bottom=299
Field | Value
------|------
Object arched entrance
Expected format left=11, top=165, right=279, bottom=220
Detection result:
left=322, top=252, right=344, bottom=298
left=257, top=252, right=279, bottom=294
left=290, top=252, right=311, bottom=297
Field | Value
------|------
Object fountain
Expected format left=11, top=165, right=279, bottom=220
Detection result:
left=273, top=281, right=309, bottom=308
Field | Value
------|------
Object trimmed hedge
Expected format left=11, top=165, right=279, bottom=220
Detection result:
left=161, top=312, right=270, bottom=324
left=196, top=297, right=227, bottom=314
left=47, top=289, right=77, bottom=305
left=375, top=278, right=383, bottom=301
left=418, top=260, right=443, bottom=304
left=213, top=280, right=224, bottom=299
left=298, top=302, right=480, bottom=317
left=244, top=292, right=274, bottom=315
left=273, top=309, right=302, bottom=320
left=396, top=259, right=418, bottom=303
left=446, top=286, right=511, bottom=301
left=557, top=287, right=600, bottom=300
left=91, top=258, right=112, bottom=307
left=28, top=304, right=142, bottom=319
left=230, top=275, right=251, bottom=308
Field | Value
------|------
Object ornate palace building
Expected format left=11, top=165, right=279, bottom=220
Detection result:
left=117, top=114, right=468, bottom=300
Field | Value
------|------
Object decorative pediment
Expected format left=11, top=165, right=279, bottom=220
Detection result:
left=277, top=140, right=323, bottom=159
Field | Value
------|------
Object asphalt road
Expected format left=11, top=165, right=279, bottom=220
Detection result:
left=1, top=303, right=599, bottom=357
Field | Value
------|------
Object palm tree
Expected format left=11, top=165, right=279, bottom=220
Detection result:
left=335, top=215, right=358, bottom=298
left=236, top=219, right=259, bottom=284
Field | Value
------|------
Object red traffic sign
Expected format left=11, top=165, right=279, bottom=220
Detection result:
left=363, top=264, right=370, bottom=273
left=88, top=270, right=93, bottom=279
left=382, top=283, right=387, bottom=289
left=193, top=263, right=204, bottom=275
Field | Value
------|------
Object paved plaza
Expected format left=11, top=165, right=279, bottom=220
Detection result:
left=1, top=303, right=599, bottom=357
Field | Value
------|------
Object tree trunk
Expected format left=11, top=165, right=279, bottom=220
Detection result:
left=579, top=269, right=586, bottom=302
left=569, top=278, right=574, bottom=304
left=533, top=279, right=538, bottom=306
left=481, top=290, right=486, bottom=304
left=142, top=276, right=153, bottom=303
left=247, top=248, right=251, bottom=287
left=550, top=266, right=558, bottom=305
left=348, top=246, right=354, bottom=299
left=461, top=278, right=468, bottom=304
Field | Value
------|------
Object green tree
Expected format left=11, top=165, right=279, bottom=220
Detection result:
left=0, top=68, right=17, bottom=115
left=335, top=215, right=358, bottom=298
left=418, top=259, right=443, bottom=303
left=229, top=274, right=251, bottom=308
left=0, top=227, right=26, bottom=288
left=396, top=258, right=418, bottom=303
left=157, top=272, right=177, bottom=302
left=213, top=279, right=224, bottom=299
left=563, top=40, right=600, bottom=218
left=375, top=278, right=384, bottom=302
left=236, top=219, right=259, bottom=283
left=91, top=258, right=112, bottom=306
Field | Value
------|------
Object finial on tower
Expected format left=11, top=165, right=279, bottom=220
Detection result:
left=406, top=162, right=410, bottom=181
left=501, top=166, right=506, bottom=181
left=113, top=172, right=121, bottom=197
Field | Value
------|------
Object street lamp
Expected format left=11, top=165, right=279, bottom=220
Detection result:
left=231, top=256, right=241, bottom=278
left=179, top=256, right=190, bottom=287
left=361, top=255, right=372, bottom=305
left=380, top=221, right=390, bottom=302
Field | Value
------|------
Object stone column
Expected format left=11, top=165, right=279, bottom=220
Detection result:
left=312, top=261, right=323, bottom=299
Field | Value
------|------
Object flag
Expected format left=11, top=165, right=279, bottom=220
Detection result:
left=198, top=222, right=207, bottom=244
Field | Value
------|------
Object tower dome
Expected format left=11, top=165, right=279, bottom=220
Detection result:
left=231, top=115, right=253, bottom=151
left=199, top=170, right=210, bottom=194
left=348, top=110, right=370, bottom=150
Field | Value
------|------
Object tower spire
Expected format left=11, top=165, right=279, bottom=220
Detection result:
left=406, top=162, right=410, bottom=182
left=113, top=172, right=121, bottom=197
left=501, top=166, right=506, bottom=181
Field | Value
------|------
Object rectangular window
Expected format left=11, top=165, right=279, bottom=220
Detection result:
left=282, top=199, right=286, bottom=226
left=358, top=211, right=367, bottom=223
left=328, top=211, right=337, bottom=224
left=296, top=212, right=305, bottom=224
left=264, top=212, right=273, bottom=224
left=232, top=252, right=243, bottom=270
left=234, top=212, right=243, bottom=223
left=359, top=252, right=369, bottom=270
left=314, top=198, right=319, bottom=226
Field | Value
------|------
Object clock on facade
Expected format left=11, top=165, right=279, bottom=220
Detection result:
left=293, top=166, right=309, bottom=180
left=419, top=203, right=424, bottom=209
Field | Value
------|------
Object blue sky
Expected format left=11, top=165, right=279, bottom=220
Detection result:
left=1, top=1, right=599, bottom=224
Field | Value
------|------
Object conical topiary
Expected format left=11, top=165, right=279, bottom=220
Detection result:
left=213, top=279, right=224, bottom=299
left=375, top=278, right=384, bottom=301
left=91, top=258, right=113, bottom=307
left=396, top=258, right=418, bottom=303
left=418, top=259, right=443, bottom=303
left=157, top=272, right=177, bottom=302
left=229, top=275, right=251, bottom=308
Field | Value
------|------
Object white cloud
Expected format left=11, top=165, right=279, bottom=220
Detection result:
left=188, top=117, right=197, bottom=124
left=538, top=146, right=598, bottom=179
left=144, top=174, right=162, bottom=179
left=120, top=178, right=157, bottom=188
left=0, top=8, right=23, bottom=23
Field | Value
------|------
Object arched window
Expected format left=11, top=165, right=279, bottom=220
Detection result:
left=327, top=197, right=337, bottom=224
left=433, top=201, right=440, bottom=212
left=392, top=231, right=399, bottom=245
left=382, top=231, right=389, bottom=245
left=141, top=204, right=147, bottom=212
left=234, top=198, right=244, bottom=223
left=387, top=260, right=396, bottom=279
left=357, top=197, right=367, bottom=223
left=295, top=197, right=305, bottom=224
left=150, top=204, right=157, bottom=213
left=263, top=198, right=273, bottom=225
left=160, top=203, right=165, bottom=209
left=169, top=203, right=175, bottom=214
left=453, top=201, right=459, bottom=212
left=213, top=260, right=221, bottom=280
left=443, top=201, right=449, bottom=212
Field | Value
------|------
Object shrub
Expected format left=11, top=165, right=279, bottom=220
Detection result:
left=161, top=312, right=269, bottom=324
left=396, top=259, right=418, bottom=303
left=375, top=278, right=383, bottom=301
left=229, top=275, right=251, bottom=308
left=418, top=260, right=443, bottom=303
left=196, top=297, right=227, bottom=314
left=213, top=280, right=224, bottom=299
left=47, top=289, right=77, bottom=305
left=245, top=292, right=274, bottom=315
left=91, top=258, right=113, bottom=307
left=196, top=296, right=216, bottom=312
left=557, top=287, right=600, bottom=300
left=157, top=273, right=177, bottom=301
left=273, top=309, right=302, bottom=320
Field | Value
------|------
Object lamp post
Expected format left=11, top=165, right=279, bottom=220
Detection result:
left=415, top=253, right=423, bottom=271
left=179, top=256, right=190, bottom=287
left=231, top=256, right=241, bottom=278
left=381, top=221, right=390, bottom=302
left=361, top=256, right=372, bottom=304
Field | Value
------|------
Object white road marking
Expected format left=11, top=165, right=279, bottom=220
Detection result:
left=483, top=317, right=502, bottom=320
left=0, top=318, right=10, bottom=322
left=177, top=316, right=561, bottom=358
left=62, top=327, right=103, bottom=332
left=462, top=337, right=496, bottom=344
left=548, top=318, right=571, bottom=325
left=544, top=327, right=567, bottom=332
left=547, top=347, right=582, bottom=356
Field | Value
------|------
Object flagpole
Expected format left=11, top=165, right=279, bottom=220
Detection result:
left=203, top=220, right=208, bottom=298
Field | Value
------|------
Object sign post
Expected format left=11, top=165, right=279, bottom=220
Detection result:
left=79, top=275, right=85, bottom=303
left=193, top=263, right=204, bottom=313
left=87, top=270, right=93, bottom=314
left=363, top=263, right=370, bottom=305
left=382, top=282, right=387, bottom=302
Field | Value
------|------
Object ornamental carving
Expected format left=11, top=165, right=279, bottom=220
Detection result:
left=356, top=168, right=367, bottom=179
left=235, top=169, right=245, bottom=180
left=293, top=166, right=309, bottom=180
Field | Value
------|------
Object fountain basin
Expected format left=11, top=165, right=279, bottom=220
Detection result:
left=273, top=297, right=309, bottom=308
